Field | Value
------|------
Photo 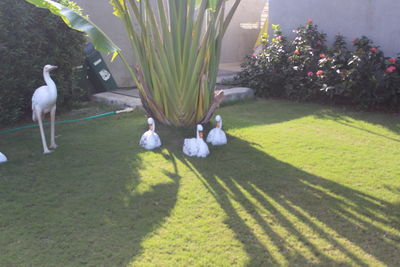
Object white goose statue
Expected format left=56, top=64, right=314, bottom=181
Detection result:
left=0, top=152, right=7, bottom=163
left=206, top=115, right=227, bottom=146
left=139, top=117, right=162, bottom=150
left=32, top=65, right=58, bottom=154
left=183, top=124, right=210, bottom=158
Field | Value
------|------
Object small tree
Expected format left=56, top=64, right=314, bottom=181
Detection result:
left=26, top=0, right=241, bottom=126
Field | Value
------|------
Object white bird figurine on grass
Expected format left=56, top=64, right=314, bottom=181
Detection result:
left=207, top=115, right=227, bottom=146
left=32, top=65, right=58, bottom=154
left=139, top=117, right=161, bottom=150
left=183, top=124, right=210, bottom=158
left=0, top=152, right=7, bottom=163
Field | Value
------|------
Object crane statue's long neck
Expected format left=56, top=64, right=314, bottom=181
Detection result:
left=43, top=71, right=57, bottom=94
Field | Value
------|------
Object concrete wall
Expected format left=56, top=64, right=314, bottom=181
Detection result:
left=75, top=0, right=266, bottom=87
left=221, top=0, right=267, bottom=63
left=269, top=0, right=400, bottom=57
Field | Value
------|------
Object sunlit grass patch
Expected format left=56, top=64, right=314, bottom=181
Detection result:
left=1, top=99, right=399, bottom=266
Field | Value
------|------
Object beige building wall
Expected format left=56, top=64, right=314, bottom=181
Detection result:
left=75, top=0, right=266, bottom=87
left=75, top=0, right=135, bottom=87
left=221, top=0, right=267, bottom=63
left=269, top=0, right=400, bottom=57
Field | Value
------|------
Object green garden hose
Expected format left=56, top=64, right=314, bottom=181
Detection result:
left=0, top=108, right=134, bottom=135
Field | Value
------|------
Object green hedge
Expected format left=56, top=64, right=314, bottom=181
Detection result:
left=0, top=0, right=87, bottom=125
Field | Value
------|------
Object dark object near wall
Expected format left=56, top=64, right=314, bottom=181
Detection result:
left=85, top=43, right=118, bottom=92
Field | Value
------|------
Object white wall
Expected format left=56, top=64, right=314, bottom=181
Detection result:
left=269, top=0, right=400, bottom=57
left=221, top=0, right=267, bottom=63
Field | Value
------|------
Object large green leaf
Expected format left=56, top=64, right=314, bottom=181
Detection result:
left=25, top=0, right=121, bottom=59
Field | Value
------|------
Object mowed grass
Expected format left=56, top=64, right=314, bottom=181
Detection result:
left=0, top=99, right=399, bottom=266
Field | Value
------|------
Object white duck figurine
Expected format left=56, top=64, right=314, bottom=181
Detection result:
left=139, top=117, right=161, bottom=150
left=183, top=124, right=210, bottom=158
left=32, top=65, right=58, bottom=154
left=0, top=152, right=7, bottom=163
left=206, top=115, right=227, bottom=146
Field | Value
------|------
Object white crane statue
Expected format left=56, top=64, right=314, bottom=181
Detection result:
left=0, top=152, right=7, bottom=163
left=32, top=65, right=59, bottom=154
left=183, top=124, right=210, bottom=158
left=206, top=115, right=227, bottom=146
left=139, top=117, right=162, bottom=150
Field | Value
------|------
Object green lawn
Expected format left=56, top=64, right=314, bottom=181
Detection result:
left=0, top=99, right=399, bottom=266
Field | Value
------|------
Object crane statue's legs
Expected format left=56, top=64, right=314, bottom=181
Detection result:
left=49, top=106, right=58, bottom=149
left=35, top=108, right=52, bottom=154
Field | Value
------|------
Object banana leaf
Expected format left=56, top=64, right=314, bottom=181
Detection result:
left=25, top=0, right=121, bottom=59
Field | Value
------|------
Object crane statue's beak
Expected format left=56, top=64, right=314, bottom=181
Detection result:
left=50, top=66, right=58, bottom=71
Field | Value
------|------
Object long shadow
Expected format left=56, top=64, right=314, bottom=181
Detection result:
left=314, top=109, right=400, bottom=142
left=224, top=99, right=399, bottom=141
left=1, top=100, right=399, bottom=265
left=220, top=99, right=324, bottom=130
left=0, top=121, right=181, bottom=266
left=170, top=136, right=400, bottom=266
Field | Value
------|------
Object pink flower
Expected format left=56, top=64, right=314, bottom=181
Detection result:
left=275, top=36, right=282, bottom=41
left=316, top=70, right=324, bottom=76
left=386, top=66, right=397, bottom=73
left=307, top=18, right=313, bottom=23
left=294, top=49, right=300, bottom=55
left=251, top=53, right=257, bottom=58
left=307, top=72, right=314, bottom=77
left=389, top=57, right=396, bottom=63
left=370, top=47, right=377, bottom=53
left=352, top=38, right=359, bottom=44
left=319, top=53, right=326, bottom=58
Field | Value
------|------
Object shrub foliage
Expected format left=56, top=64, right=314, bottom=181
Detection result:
left=0, top=0, right=86, bottom=125
left=237, top=20, right=400, bottom=112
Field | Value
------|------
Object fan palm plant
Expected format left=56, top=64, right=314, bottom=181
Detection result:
left=25, top=0, right=241, bottom=126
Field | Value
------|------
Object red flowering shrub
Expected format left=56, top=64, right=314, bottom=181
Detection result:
left=238, top=23, right=400, bottom=112
left=382, top=56, right=400, bottom=110
left=284, top=19, right=328, bottom=100
left=236, top=24, right=289, bottom=97
left=315, top=34, right=352, bottom=103
left=345, top=36, right=387, bottom=108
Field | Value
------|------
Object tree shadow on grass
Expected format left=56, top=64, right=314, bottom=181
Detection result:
left=1, top=100, right=399, bottom=266
left=170, top=136, right=400, bottom=266
left=0, top=123, right=181, bottom=266
left=225, top=99, right=399, bottom=141
left=313, top=109, right=400, bottom=142
left=220, top=99, right=324, bottom=130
